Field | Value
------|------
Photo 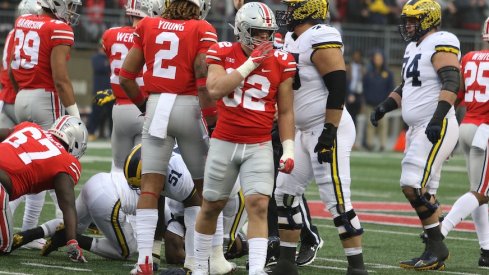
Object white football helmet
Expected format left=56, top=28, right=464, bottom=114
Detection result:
left=234, top=2, right=278, bottom=49
left=17, top=0, right=42, bottom=16
left=482, top=17, right=489, bottom=42
left=48, top=115, right=88, bottom=159
left=39, top=0, right=82, bottom=25
left=125, top=0, right=167, bottom=18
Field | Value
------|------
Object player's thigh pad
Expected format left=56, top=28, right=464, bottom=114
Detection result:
left=401, top=118, right=459, bottom=190
left=239, top=141, right=275, bottom=197
left=203, top=138, right=241, bottom=201
left=111, top=104, right=144, bottom=170
left=167, top=95, right=208, bottom=179
left=142, top=94, right=175, bottom=175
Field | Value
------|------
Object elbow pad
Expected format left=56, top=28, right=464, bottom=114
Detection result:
left=437, top=66, right=460, bottom=94
left=323, top=70, right=347, bottom=110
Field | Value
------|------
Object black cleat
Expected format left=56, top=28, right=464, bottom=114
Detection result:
left=479, top=249, right=489, bottom=267
left=399, top=231, right=428, bottom=269
left=11, top=234, right=25, bottom=251
left=270, top=259, right=298, bottom=275
left=346, top=266, right=368, bottom=275
left=40, top=230, right=66, bottom=256
left=296, top=238, right=324, bottom=267
left=159, top=267, right=191, bottom=275
left=225, top=232, right=248, bottom=260
left=265, top=236, right=280, bottom=268
left=412, top=240, right=449, bottom=271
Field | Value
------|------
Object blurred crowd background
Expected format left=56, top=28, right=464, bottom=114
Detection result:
left=0, top=0, right=484, bottom=147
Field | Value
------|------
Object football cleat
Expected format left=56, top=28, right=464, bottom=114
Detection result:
left=265, top=236, right=280, bottom=267
left=41, top=230, right=66, bottom=256
left=210, top=245, right=237, bottom=274
left=479, top=249, right=489, bottom=267
left=21, top=238, right=46, bottom=250
left=130, top=256, right=154, bottom=275
left=11, top=234, right=25, bottom=251
left=86, top=223, right=102, bottom=235
left=269, top=259, right=298, bottom=275
left=399, top=232, right=428, bottom=269
left=296, top=238, right=324, bottom=266
left=224, top=232, right=248, bottom=260
left=159, top=267, right=192, bottom=275
left=346, top=266, right=368, bottom=275
left=412, top=240, right=449, bottom=271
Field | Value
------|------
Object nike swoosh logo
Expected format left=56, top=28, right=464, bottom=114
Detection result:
left=261, top=69, right=271, bottom=73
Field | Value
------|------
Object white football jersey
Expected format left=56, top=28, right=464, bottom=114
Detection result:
left=111, top=171, right=140, bottom=215
left=283, top=24, right=344, bottom=131
left=401, top=31, right=460, bottom=127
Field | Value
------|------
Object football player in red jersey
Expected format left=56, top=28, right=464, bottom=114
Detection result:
left=192, top=3, right=296, bottom=275
left=424, top=16, right=489, bottom=268
left=119, top=0, right=217, bottom=273
left=100, top=0, right=164, bottom=172
left=0, top=0, right=41, bottom=129
left=0, top=115, right=87, bottom=263
left=8, top=0, right=82, bottom=249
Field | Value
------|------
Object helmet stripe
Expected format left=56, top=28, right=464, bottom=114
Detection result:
left=55, top=115, right=70, bottom=131
left=258, top=2, right=272, bottom=27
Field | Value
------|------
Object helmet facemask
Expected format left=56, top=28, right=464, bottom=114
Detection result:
left=276, top=0, right=328, bottom=32
left=399, top=15, right=422, bottom=42
left=65, top=0, right=81, bottom=26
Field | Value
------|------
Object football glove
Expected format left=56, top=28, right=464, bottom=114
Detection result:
left=66, top=239, right=87, bottom=263
left=93, top=89, right=115, bottom=106
left=370, top=105, right=386, bottom=127
left=250, top=41, right=273, bottom=66
left=278, top=139, right=294, bottom=174
left=314, top=123, right=337, bottom=164
left=425, top=119, right=442, bottom=145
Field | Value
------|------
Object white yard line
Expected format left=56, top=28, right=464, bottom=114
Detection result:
left=315, top=223, right=478, bottom=242
left=21, top=263, right=92, bottom=272
left=0, top=271, right=33, bottom=275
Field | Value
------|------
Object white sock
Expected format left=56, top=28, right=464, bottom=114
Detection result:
left=40, top=218, right=64, bottom=236
left=212, top=213, right=224, bottom=247
left=184, top=206, right=200, bottom=269
left=248, top=238, right=268, bottom=274
left=22, top=192, right=46, bottom=230
left=194, top=231, right=213, bottom=274
left=136, top=209, right=158, bottom=265
left=441, top=192, right=479, bottom=236
left=9, top=196, right=24, bottom=216
left=472, top=204, right=489, bottom=250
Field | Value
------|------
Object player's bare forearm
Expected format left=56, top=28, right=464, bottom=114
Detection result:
left=439, top=90, right=457, bottom=105
left=324, top=109, right=343, bottom=127
left=53, top=173, right=77, bottom=241
left=388, top=91, right=402, bottom=107
left=120, top=77, right=141, bottom=99
left=207, top=64, right=244, bottom=100
left=51, top=45, right=76, bottom=106
left=277, top=78, right=295, bottom=141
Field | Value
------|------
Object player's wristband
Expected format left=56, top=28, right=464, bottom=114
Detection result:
left=236, top=58, right=257, bottom=79
left=119, top=68, right=138, bottom=80
left=281, top=139, right=294, bottom=160
left=65, top=104, right=80, bottom=119
left=202, top=106, right=217, bottom=118
left=196, top=77, right=207, bottom=88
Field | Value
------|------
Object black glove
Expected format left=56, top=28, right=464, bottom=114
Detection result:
left=425, top=119, right=442, bottom=145
left=314, top=123, right=337, bottom=164
left=137, top=98, right=147, bottom=114
left=370, top=105, right=386, bottom=127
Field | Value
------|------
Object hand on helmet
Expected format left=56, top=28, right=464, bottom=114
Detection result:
left=66, top=239, right=87, bottom=263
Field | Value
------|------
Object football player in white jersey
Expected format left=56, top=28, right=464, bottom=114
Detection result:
left=370, top=0, right=460, bottom=271
left=273, top=0, right=367, bottom=274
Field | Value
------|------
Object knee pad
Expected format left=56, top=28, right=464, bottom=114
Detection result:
left=333, top=209, right=363, bottom=240
left=406, top=188, right=439, bottom=220
left=276, top=194, right=302, bottom=230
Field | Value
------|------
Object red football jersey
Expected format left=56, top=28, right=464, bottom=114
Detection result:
left=0, top=30, right=15, bottom=104
left=133, top=17, right=217, bottom=95
left=0, top=122, right=81, bottom=200
left=10, top=14, right=74, bottom=92
left=460, top=50, right=489, bottom=125
left=102, top=26, right=146, bottom=105
left=206, top=42, right=296, bottom=143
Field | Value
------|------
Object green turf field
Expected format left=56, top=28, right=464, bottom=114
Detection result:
left=1, top=141, right=487, bottom=275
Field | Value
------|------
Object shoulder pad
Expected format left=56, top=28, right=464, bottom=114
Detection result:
left=310, top=25, right=343, bottom=50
